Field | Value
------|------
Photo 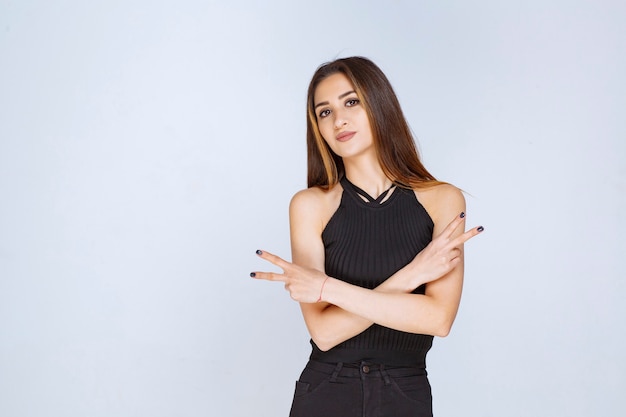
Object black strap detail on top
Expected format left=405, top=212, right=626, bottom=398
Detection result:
left=340, top=176, right=396, bottom=205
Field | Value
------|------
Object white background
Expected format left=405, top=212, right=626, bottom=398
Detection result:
left=1, top=1, right=624, bottom=416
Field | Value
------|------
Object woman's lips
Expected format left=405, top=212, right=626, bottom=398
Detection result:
left=336, top=131, right=356, bottom=142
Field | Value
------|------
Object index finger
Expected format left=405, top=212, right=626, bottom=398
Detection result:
left=255, top=249, right=291, bottom=270
left=451, top=225, right=485, bottom=247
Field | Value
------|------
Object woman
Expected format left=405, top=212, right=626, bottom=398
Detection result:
left=251, top=57, right=483, bottom=417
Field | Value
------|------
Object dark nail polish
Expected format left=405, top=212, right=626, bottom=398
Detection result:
left=250, top=272, right=256, bottom=277
left=460, top=212, right=465, bottom=218
left=477, top=226, right=484, bottom=232
left=256, top=250, right=262, bottom=255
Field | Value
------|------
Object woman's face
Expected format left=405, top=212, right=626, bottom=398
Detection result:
left=313, top=73, right=374, bottom=160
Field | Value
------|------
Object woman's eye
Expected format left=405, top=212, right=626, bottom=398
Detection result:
left=319, top=109, right=331, bottom=118
left=346, top=98, right=360, bottom=107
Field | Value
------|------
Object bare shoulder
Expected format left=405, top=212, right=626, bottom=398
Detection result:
left=290, top=185, right=342, bottom=213
left=414, top=183, right=465, bottom=226
left=290, top=184, right=343, bottom=231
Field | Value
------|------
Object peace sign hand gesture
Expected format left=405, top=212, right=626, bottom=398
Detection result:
left=251, top=250, right=330, bottom=304
left=407, top=212, right=483, bottom=288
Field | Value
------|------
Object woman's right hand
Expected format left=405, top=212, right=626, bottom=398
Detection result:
left=406, top=212, right=483, bottom=289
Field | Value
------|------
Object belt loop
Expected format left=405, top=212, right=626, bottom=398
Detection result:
left=330, top=362, right=343, bottom=382
left=380, top=364, right=391, bottom=385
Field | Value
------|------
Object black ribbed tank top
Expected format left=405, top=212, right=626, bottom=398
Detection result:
left=309, top=176, right=435, bottom=367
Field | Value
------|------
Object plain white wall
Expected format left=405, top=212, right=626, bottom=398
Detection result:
left=1, top=1, right=624, bottom=416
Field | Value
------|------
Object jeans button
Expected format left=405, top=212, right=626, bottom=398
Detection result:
left=362, top=365, right=370, bottom=373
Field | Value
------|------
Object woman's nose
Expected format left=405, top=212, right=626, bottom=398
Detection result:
left=333, top=112, right=348, bottom=129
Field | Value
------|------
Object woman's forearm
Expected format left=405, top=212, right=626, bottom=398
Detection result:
left=302, top=267, right=426, bottom=351
left=321, top=278, right=454, bottom=337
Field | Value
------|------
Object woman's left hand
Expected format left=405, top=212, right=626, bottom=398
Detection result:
left=251, top=250, right=329, bottom=303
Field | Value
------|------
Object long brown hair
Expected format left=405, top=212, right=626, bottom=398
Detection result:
left=306, top=56, right=442, bottom=190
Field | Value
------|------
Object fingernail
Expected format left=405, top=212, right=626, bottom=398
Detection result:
left=477, top=226, right=484, bottom=232
left=250, top=272, right=256, bottom=277
left=460, top=212, right=465, bottom=218
left=256, top=250, right=262, bottom=255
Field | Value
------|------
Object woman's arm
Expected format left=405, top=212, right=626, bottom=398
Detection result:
left=252, top=185, right=482, bottom=351
left=318, top=184, right=472, bottom=338
left=289, top=187, right=420, bottom=350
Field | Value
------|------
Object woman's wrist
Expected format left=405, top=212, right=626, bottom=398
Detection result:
left=318, top=277, right=342, bottom=304
left=405, top=257, right=430, bottom=289
left=316, top=276, right=330, bottom=302
left=377, top=267, right=419, bottom=293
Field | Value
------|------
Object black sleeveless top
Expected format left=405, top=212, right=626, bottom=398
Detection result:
left=309, top=176, right=435, bottom=367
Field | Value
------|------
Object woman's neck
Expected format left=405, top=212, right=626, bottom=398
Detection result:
left=343, top=156, right=393, bottom=200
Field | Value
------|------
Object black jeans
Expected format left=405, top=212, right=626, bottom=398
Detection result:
left=289, top=360, right=433, bottom=417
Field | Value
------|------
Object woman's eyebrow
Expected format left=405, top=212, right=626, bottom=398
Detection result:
left=314, top=90, right=357, bottom=109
